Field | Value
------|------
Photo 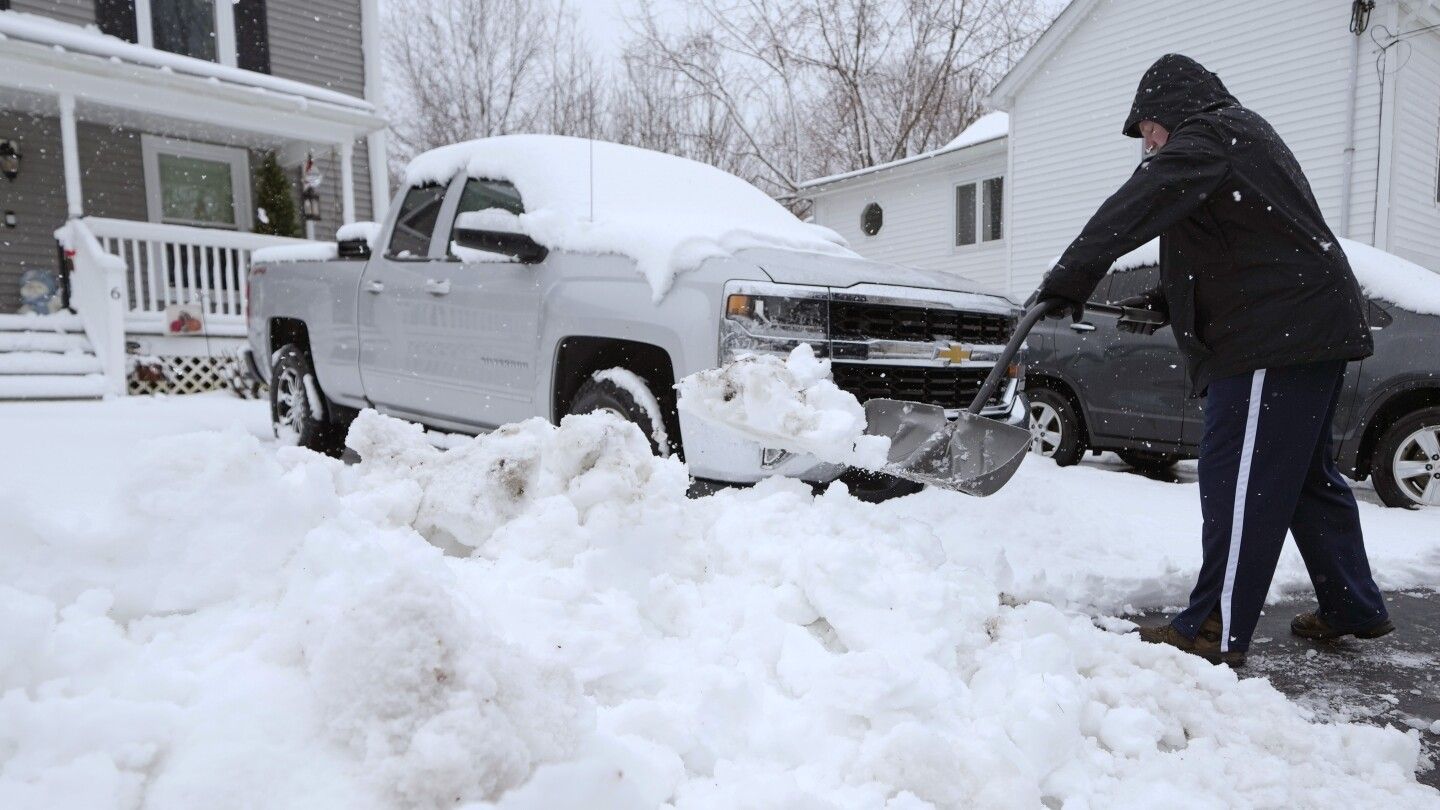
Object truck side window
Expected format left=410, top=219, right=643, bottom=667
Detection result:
left=447, top=178, right=525, bottom=257
left=1105, top=265, right=1159, bottom=303
left=386, top=184, right=447, bottom=259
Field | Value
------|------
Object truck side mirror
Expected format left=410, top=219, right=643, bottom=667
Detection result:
left=336, top=237, right=371, bottom=259
left=453, top=227, right=549, bottom=264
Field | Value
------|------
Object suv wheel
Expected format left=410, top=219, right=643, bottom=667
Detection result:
left=270, top=344, right=345, bottom=456
left=1028, top=388, right=1085, bottom=466
left=1117, top=449, right=1182, bottom=471
left=569, top=372, right=671, bottom=457
left=1372, top=406, right=1440, bottom=508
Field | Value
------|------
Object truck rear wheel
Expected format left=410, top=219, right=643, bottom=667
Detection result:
left=270, top=344, right=345, bottom=457
left=1372, top=406, right=1440, bottom=509
left=568, top=371, right=671, bottom=457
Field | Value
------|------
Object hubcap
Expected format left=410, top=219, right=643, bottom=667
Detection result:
left=273, top=367, right=304, bottom=439
left=1029, top=402, right=1063, bottom=457
left=1391, top=424, right=1440, bottom=506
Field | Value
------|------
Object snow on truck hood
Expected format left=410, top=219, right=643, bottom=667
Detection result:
left=1113, top=237, right=1440, bottom=317
left=404, top=135, right=855, bottom=300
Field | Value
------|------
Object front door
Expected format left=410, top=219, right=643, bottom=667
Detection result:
left=1069, top=265, right=1191, bottom=447
left=430, top=177, right=544, bottom=429
left=357, top=182, right=458, bottom=418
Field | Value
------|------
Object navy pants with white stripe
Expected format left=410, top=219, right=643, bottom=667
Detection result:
left=1172, top=360, right=1388, bottom=653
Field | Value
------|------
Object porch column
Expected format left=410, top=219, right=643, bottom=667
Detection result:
left=368, top=131, right=391, bottom=221
left=339, top=140, right=356, bottom=225
left=57, top=94, right=83, bottom=218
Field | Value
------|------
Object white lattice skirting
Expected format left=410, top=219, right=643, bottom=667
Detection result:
left=129, top=355, right=248, bottom=396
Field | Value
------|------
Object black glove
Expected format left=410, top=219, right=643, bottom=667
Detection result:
left=1114, top=292, right=1170, bottom=335
left=1035, top=293, right=1085, bottom=323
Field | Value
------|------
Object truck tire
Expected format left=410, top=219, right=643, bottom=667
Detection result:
left=1028, top=388, right=1085, bottom=467
left=569, top=373, right=671, bottom=457
left=1371, top=406, right=1440, bottom=509
left=270, top=344, right=345, bottom=457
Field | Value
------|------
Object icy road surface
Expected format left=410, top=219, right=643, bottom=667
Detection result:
left=1, top=395, right=1438, bottom=808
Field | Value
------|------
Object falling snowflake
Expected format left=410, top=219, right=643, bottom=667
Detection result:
left=1233, top=191, right=1242, bottom=202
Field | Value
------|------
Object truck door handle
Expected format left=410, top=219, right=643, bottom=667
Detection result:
left=365, top=280, right=384, bottom=294
left=425, top=278, right=451, bottom=295
left=1069, top=321, right=1096, bottom=332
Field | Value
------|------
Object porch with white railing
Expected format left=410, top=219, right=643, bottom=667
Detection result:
left=54, top=217, right=315, bottom=395
left=86, top=217, right=312, bottom=337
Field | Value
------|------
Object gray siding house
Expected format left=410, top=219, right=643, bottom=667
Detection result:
left=0, top=0, right=389, bottom=397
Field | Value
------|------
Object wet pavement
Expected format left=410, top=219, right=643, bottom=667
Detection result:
left=1135, top=590, right=1440, bottom=789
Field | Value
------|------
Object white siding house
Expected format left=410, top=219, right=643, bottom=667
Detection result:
left=799, top=113, right=1011, bottom=292
left=806, top=0, right=1440, bottom=300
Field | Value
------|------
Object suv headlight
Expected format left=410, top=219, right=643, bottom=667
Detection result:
left=719, top=283, right=829, bottom=362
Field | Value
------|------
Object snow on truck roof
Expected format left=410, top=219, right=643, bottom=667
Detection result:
left=1112, top=237, right=1440, bottom=317
left=405, top=135, right=854, bottom=299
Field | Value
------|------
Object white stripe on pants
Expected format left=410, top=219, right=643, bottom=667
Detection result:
left=1219, top=369, right=1266, bottom=652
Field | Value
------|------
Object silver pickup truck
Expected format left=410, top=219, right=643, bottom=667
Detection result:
left=245, top=137, right=1025, bottom=498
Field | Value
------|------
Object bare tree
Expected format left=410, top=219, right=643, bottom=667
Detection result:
left=631, top=0, right=1048, bottom=204
left=384, top=0, right=555, bottom=163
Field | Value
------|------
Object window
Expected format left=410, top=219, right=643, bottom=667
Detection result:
left=1105, top=265, right=1160, bottom=304
left=447, top=178, right=525, bottom=255
left=982, top=177, right=1004, bottom=241
left=954, top=184, right=977, bottom=246
left=955, top=177, right=1004, bottom=247
left=141, top=136, right=250, bottom=229
left=386, top=185, right=448, bottom=259
left=861, top=202, right=884, bottom=236
left=95, top=0, right=240, bottom=66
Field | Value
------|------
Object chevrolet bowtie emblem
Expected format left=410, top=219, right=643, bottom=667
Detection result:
left=936, top=344, right=972, bottom=364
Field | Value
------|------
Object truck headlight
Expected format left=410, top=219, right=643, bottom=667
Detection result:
left=719, top=286, right=829, bottom=362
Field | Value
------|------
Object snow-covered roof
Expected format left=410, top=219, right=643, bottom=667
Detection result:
left=0, top=11, right=373, bottom=112
left=1112, top=237, right=1440, bottom=316
left=797, top=112, right=1008, bottom=190
left=405, top=135, right=855, bottom=299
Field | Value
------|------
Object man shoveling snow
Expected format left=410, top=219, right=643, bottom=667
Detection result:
left=1033, top=54, right=1391, bottom=667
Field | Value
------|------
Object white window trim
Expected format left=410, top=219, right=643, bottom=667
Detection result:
left=141, top=135, right=253, bottom=230
left=952, top=175, right=1004, bottom=251
left=134, top=0, right=238, bottom=67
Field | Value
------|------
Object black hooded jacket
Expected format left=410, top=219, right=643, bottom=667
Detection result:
left=1037, top=54, right=1373, bottom=394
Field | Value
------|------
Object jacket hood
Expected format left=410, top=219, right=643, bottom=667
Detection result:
left=1122, top=54, right=1238, bottom=138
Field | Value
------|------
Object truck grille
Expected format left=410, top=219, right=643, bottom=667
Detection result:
left=830, top=301, right=1014, bottom=344
left=830, top=363, right=1003, bottom=410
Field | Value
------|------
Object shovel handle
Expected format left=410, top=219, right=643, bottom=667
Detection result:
left=965, top=299, right=1063, bottom=415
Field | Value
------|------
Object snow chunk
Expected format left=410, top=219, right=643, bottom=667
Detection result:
left=252, top=241, right=338, bottom=263
left=676, top=344, right=890, bottom=469
left=404, top=135, right=854, bottom=299
left=336, top=220, right=381, bottom=246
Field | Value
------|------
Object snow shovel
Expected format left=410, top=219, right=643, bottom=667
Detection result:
left=862, top=300, right=1166, bottom=496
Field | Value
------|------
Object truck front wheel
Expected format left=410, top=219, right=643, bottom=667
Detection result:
left=568, top=371, right=671, bottom=457
left=270, top=344, right=345, bottom=457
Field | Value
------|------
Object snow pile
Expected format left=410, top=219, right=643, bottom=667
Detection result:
left=1, top=406, right=1437, bottom=807
left=404, top=135, right=854, bottom=299
left=1109, top=237, right=1440, bottom=316
left=252, top=241, right=339, bottom=263
left=942, top=111, right=1009, bottom=151
left=676, top=344, right=890, bottom=469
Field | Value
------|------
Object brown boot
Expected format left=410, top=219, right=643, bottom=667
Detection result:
left=1138, top=612, right=1246, bottom=667
left=1290, top=611, right=1395, bottom=641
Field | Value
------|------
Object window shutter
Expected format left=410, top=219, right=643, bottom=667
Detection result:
left=234, top=0, right=271, bottom=74
left=94, top=0, right=138, bottom=43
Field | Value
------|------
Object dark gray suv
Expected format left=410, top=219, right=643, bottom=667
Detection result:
left=1024, top=261, right=1440, bottom=509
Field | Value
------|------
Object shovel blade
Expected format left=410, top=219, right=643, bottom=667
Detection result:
left=863, top=399, right=1032, bottom=497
